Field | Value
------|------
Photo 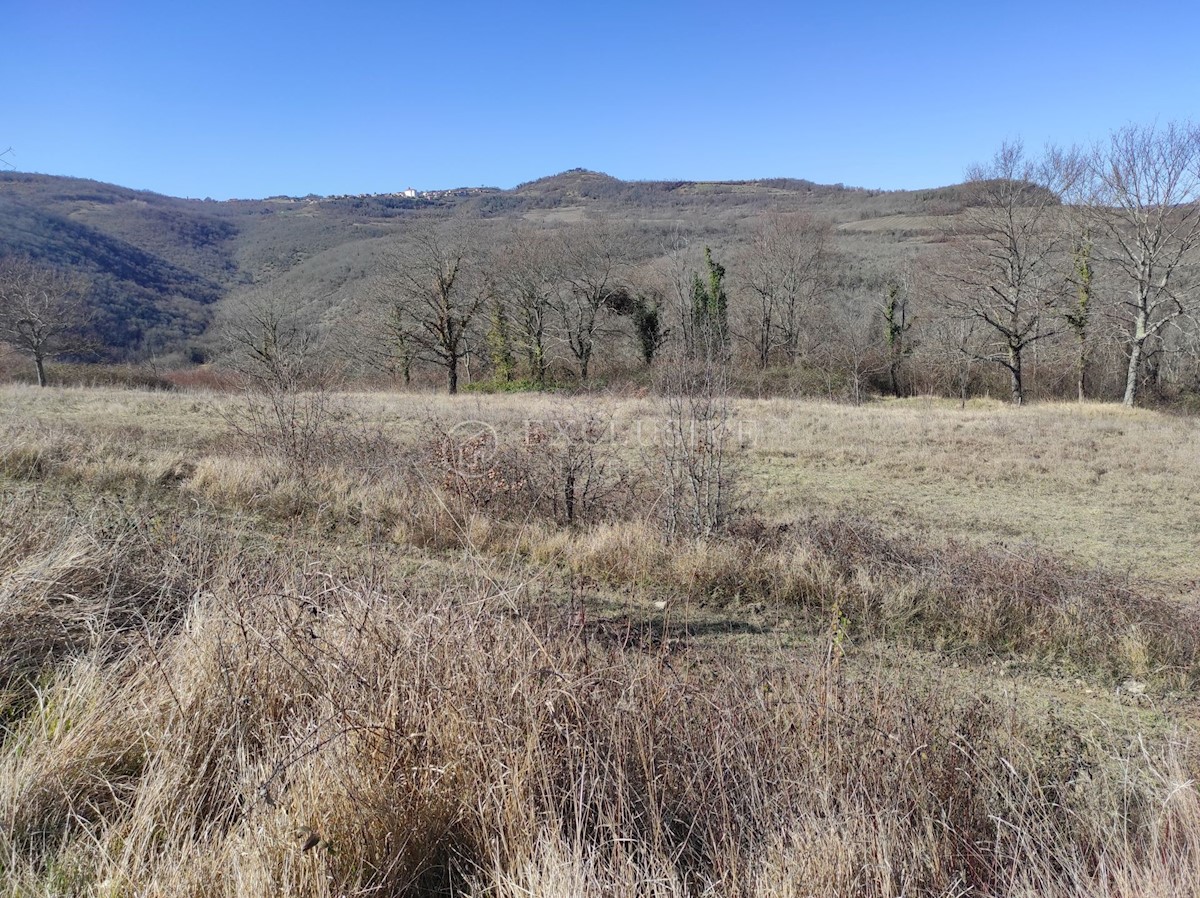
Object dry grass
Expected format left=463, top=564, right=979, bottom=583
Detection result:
left=2, top=384, right=1200, bottom=895
left=2, top=387, right=1195, bottom=591
left=740, top=398, right=1200, bottom=595
left=0, top=491, right=1197, bottom=897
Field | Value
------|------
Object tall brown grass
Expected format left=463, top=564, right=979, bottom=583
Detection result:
left=3, top=386, right=1200, bottom=895
left=0, top=489, right=1198, bottom=896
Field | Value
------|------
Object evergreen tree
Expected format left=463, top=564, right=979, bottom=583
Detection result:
left=690, top=247, right=729, bottom=356
left=882, top=280, right=914, bottom=398
left=1064, top=232, right=1093, bottom=402
left=485, top=295, right=516, bottom=382
left=631, top=294, right=668, bottom=366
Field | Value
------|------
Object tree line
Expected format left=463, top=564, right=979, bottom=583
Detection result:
left=938, top=121, right=1200, bottom=407
left=4, top=121, right=1200, bottom=407
left=320, top=121, right=1200, bottom=408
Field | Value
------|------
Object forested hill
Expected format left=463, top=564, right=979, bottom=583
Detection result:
left=0, top=169, right=973, bottom=360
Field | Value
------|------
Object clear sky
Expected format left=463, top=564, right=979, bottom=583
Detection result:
left=4, top=0, right=1199, bottom=200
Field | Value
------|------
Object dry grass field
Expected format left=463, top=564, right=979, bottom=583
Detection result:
left=3, top=386, right=1196, bottom=594
left=1, top=383, right=1199, bottom=896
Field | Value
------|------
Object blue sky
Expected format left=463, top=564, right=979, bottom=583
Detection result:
left=4, top=0, right=1199, bottom=199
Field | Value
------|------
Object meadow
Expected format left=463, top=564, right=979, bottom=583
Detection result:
left=1, top=383, right=1199, bottom=896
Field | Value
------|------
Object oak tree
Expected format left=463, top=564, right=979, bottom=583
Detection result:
left=380, top=218, right=488, bottom=395
left=739, top=213, right=833, bottom=368
left=553, top=220, right=631, bottom=380
left=940, top=141, right=1081, bottom=404
left=0, top=257, right=92, bottom=387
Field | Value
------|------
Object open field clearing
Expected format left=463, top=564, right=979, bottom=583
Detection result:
left=3, top=386, right=1197, bottom=596
left=742, top=399, right=1200, bottom=597
left=2, top=383, right=1200, bottom=896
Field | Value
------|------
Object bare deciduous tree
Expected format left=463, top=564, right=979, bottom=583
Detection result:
left=379, top=218, right=488, bottom=395
left=654, top=332, right=740, bottom=540
left=655, top=227, right=700, bottom=353
left=1089, top=121, right=1200, bottom=406
left=217, top=282, right=347, bottom=475
left=494, top=225, right=560, bottom=384
left=927, top=314, right=982, bottom=408
left=823, top=302, right=882, bottom=405
left=553, top=220, right=631, bottom=380
left=738, top=212, right=834, bottom=368
left=939, top=141, right=1081, bottom=404
left=219, top=283, right=325, bottom=391
left=0, top=256, right=92, bottom=387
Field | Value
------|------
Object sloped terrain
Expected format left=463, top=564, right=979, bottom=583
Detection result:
left=0, top=169, right=972, bottom=360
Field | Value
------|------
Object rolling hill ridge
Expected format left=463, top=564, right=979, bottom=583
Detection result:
left=0, top=169, right=971, bottom=360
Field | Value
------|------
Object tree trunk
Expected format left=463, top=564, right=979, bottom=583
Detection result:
left=35, top=353, right=47, bottom=388
left=448, top=356, right=459, bottom=395
left=1123, top=341, right=1141, bottom=407
left=564, top=468, right=576, bottom=524
left=1123, top=312, right=1147, bottom=407
left=1008, top=344, right=1023, bottom=405
left=532, top=349, right=547, bottom=385
left=1076, top=335, right=1086, bottom=403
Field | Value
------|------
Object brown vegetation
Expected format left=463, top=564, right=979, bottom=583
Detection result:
left=5, top=122, right=1200, bottom=410
left=1, top=384, right=1199, bottom=894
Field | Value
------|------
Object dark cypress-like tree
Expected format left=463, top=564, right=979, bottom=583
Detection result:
left=690, top=248, right=729, bottom=356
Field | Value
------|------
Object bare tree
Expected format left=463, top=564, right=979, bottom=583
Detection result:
left=216, top=282, right=346, bottom=475
left=0, top=257, right=92, bottom=387
left=218, top=282, right=325, bottom=391
left=1089, top=121, right=1200, bottom=406
left=656, top=226, right=700, bottom=353
left=738, top=212, right=834, bottom=368
left=939, top=141, right=1081, bottom=404
left=820, top=301, right=882, bottom=405
left=654, top=330, right=740, bottom=539
left=379, top=218, right=488, bottom=394
left=494, top=225, right=560, bottom=384
left=553, top=220, right=630, bottom=380
left=925, top=313, right=982, bottom=408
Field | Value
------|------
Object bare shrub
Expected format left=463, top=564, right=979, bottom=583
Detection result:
left=653, top=341, right=742, bottom=540
left=521, top=414, right=641, bottom=525
left=783, top=515, right=1200, bottom=684
left=418, top=411, right=643, bottom=529
left=216, top=284, right=375, bottom=479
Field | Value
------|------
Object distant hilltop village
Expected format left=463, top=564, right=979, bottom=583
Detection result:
left=256, top=186, right=500, bottom=204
